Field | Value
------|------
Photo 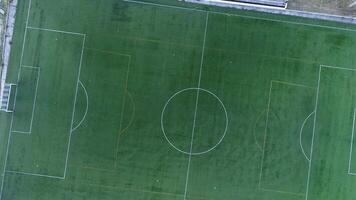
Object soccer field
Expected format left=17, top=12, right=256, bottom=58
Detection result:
left=1, top=0, right=356, bottom=199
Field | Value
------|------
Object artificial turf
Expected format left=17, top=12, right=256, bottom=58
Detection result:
left=1, top=0, right=356, bottom=199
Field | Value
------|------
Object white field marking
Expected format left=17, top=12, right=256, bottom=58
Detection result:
left=348, top=109, right=356, bottom=175
left=161, top=87, right=228, bottom=155
left=115, top=55, right=132, bottom=166
left=21, top=65, right=39, bottom=69
left=27, top=26, right=85, bottom=36
left=304, top=64, right=356, bottom=198
left=71, top=80, right=89, bottom=132
left=253, top=109, right=267, bottom=152
left=183, top=12, right=209, bottom=200
left=258, top=81, right=272, bottom=190
left=0, top=0, right=32, bottom=198
left=299, top=111, right=315, bottom=162
left=1, top=26, right=86, bottom=197
left=260, top=187, right=305, bottom=196
left=119, top=91, right=136, bottom=134
left=305, top=66, right=321, bottom=200
left=6, top=170, right=64, bottom=180
left=7, top=34, right=85, bottom=180
left=11, top=66, right=40, bottom=135
left=259, top=80, right=314, bottom=191
left=11, top=131, right=30, bottom=134
left=117, top=57, right=132, bottom=134
left=271, top=80, right=315, bottom=89
left=84, top=48, right=133, bottom=167
left=85, top=47, right=131, bottom=58
left=78, top=47, right=133, bottom=168
left=123, top=0, right=356, bottom=33
left=321, top=64, right=356, bottom=72
left=27, top=67, right=40, bottom=134
left=64, top=34, right=86, bottom=179
left=253, top=109, right=281, bottom=152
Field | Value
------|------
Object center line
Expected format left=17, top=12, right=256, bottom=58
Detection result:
left=183, top=12, right=209, bottom=200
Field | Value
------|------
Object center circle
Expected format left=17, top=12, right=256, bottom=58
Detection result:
left=161, top=88, right=228, bottom=155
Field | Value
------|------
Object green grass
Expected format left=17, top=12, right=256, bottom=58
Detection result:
left=1, top=0, right=356, bottom=199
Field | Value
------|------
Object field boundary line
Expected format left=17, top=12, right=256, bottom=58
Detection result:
left=27, top=26, right=85, bottom=36
left=348, top=109, right=356, bottom=175
left=299, top=111, right=314, bottom=162
left=0, top=0, right=32, bottom=198
left=71, top=80, right=89, bottom=132
left=123, top=0, right=356, bottom=33
left=11, top=66, right=40, bottom=135
left=183, top=12, right=209, bottom=200
left=5, top=170, right=64, bottom=180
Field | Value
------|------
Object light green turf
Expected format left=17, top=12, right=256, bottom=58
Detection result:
left=1, top=0, right=356, bottom=199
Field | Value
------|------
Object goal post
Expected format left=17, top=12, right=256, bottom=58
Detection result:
left=0, top=83, right=15, bottom=113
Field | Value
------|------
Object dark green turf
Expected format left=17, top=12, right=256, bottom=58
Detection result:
left=1, top=0, right=356, bottom=199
